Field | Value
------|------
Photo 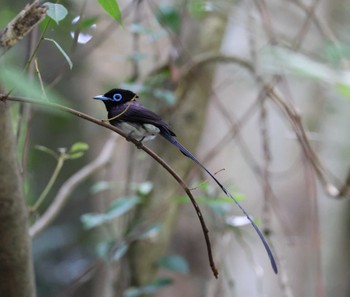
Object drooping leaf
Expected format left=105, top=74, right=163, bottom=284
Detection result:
left=0, top=64, right=66, bottom=105
left=79, top=16, right=99, bottom=30
left=189, top=0, right=219, bottom=18
left=123, top=278, right=173, bottom=297
left=96, top=241, right=114, bottom=259
left=44, top=2, right=68, bottom=24
left=110, top=242, right=129, bottom=261
left=261, top=47, right=350, bottom=100
left=67, top=152, right=85, bottom=159
left=153, top=89, right=176, bottom=105
left=135, top=181, right=153, bottom=196
left=97, top=0, right=122, bottom=24
left=158, top=255, right=189, bottom=274
left=69, top=142, right=89, bottom=153
left=96, top=240, right=129, bottom=262
left=156, top=5, right=180, bottom=33
left=44, top=38, right=73, bottom=69
left=90, top=181, right=115, bottom=193
left=336, top=82, right=350, bottom=100
left=137, top=224, right=162, bottom=240
left=128, top=23, right=151, bottom=34
left=107, top=196, right=141, bottom=213
left=81, top=197, right=141, bottom=229
left=65, top=142, right=89, bottom=159
left=323, top=43, right=350, bottom=66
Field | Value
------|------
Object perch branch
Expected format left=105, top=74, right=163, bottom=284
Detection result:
left=1, top=94, right=218, bottom=278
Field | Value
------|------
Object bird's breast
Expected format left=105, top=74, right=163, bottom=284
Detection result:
left=115, top=122, right=160, bottom=142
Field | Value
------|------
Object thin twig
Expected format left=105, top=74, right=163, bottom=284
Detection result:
left=30, top=135, right=118, bottom=237
left=31, top=151, right=66, bottom=211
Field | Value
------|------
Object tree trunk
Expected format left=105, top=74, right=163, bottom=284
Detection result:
left=0, top=102, right=36, bottom=297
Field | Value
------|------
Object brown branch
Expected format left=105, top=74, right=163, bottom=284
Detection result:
left=1, top=94, right=219, bottom=278
left=0, top=0, right=47, bottom=50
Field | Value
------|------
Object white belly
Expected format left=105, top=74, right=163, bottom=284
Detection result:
left=115, top=122, right=160, bottom=141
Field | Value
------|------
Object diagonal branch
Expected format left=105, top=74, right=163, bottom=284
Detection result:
left=1, top=94, right=218, bottom=278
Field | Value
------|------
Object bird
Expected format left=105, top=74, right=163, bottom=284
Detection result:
left=93, top=88, right=277, bottom=274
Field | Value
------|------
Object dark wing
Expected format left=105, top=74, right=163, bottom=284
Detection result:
left=110, top=101, right=176, bottom=136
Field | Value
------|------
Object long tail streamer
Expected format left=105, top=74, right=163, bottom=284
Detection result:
left=161, top=131, right=278, bottom=274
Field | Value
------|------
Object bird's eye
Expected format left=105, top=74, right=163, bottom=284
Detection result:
left=113, top=93, right=122, bottom=101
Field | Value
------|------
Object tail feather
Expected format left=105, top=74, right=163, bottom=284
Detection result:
left=161, top=131, right=278, bottom=274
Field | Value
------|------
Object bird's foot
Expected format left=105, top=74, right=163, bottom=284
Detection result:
left=135, top=137, right=145, bottom=149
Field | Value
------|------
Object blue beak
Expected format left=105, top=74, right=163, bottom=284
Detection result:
left=93, top=95, right=108, bottom=101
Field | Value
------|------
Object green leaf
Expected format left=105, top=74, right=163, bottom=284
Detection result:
left=0, top=64, right=66, bottom=105
left=189, top=0, right=219, bottom=18
left=129, top=52, right=147, bottom=62
left=67, top=142, right=89, bottom=159
left=323, top=43, right=350, bottom=66
left=107, top=196, right=141, bottom=213
left=153, top=89, right=176, bottom=105
left=123, top=278, right=173, bottom=297
left=336, top=82, right=350, bottom=100
left=79, top=16, right=99, bottom=30
left=128, top=23, right=151, bottom=34
left=67, top=152, right=84, bottom=159
left=158, top=255, right=189, bottom=274
left=96, top=240, right=129, bottom=261
left=110, top=242, right=129, bottom=261
left=90, top=181, right=114, bottom=193
left=156, top=5, right=180, bottom=33
left=44, top=2, right=68, bottom=24
left=44, top=38, right=73, bottom=69
left=96, top=241, right=114, bottom=259
left=97, top=0, right=122, bottom=24
left=135, top=181, right=153, bottom=196
left=81, top=197, right=141, bottom=229
left=137, top=224, right=162, bottom=240
left=69, top=142, right=89, bottom=153
left=262, top=47, right=350, bottom=101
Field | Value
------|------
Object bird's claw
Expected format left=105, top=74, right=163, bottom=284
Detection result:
left=135, top=137, right=145, bottom=149
left=125, top=132, right=144, bottom=148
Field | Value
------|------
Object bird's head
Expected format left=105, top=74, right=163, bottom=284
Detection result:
left=93, top=88, right=138, bottom=105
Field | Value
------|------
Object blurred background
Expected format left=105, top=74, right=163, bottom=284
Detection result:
left=1, top=0, right=350, bottom=296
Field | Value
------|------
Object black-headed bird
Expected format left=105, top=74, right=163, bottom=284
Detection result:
left=94, top=88, right=277, bottom=274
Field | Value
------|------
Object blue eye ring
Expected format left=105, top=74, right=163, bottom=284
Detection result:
left=113, top=93, right=122, bottom=101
